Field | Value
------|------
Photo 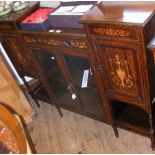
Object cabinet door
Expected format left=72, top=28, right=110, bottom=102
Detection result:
left=2, top=37, right=36, bottom=77
left=62, top=54, right=107, bottom=121
left=32, top=50, right=79, bottom=110
left=95, top=40, right=143, bottom=104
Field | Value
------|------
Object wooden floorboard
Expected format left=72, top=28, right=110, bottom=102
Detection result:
left=27, top=101, right=155, bottom=153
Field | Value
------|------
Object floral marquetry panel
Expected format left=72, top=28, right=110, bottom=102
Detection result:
left=97, top=43, right=143, bottom=100
left=2, top=36, right=36, bottom=77
left=4, top=37, right=30, bottom=68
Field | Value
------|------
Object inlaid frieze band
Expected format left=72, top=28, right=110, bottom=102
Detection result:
left=23, top=36, right=87, bottom=49
left=93, top=27, right=131, bottom=38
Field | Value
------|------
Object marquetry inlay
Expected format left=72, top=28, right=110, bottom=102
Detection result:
left=23, top=36, right=87, bottom=49
left=94, top=27, right=131, bottom=38
left=23, top=36, right=62, bottom=46
left=70, top=41, right=87, bottom=48
left=9, top=39, right=28, bottom=67
left=110, top=54, right=134, bottom=88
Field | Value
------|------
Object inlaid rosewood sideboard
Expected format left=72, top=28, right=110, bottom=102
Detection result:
left=1, top=1, right=155, bottom=149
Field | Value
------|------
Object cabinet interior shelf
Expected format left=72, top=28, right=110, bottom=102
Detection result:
left=111, top=100, right=150, bottom=134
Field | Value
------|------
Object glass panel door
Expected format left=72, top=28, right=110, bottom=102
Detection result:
left=63, top=55, right=105, bottom=121
left=33, top=50, right=80, bottom=110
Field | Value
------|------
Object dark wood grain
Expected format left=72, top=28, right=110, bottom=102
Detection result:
left=1, top=1, right=155, bottom=149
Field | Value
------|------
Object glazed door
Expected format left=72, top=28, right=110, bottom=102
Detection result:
left=32, top=50, right=80, bottom=111
left=62, top=54, right=107, bottom=121
left=32, top=49, right=107, bottom=121
left=95, top=40, right=144, bottom=105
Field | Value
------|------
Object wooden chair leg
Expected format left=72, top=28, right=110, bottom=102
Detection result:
left=56, top=105, right=63, bottom=117
left=30, top=93, right=40, bottom=108
left=21, top=77, right=40, bottom=108
left=149, top=113, right=155, bottom=149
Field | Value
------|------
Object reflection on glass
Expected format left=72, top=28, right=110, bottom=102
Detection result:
left=33, top=51, right=105, bottom=121
left=64, top=55, right=105, bottom=121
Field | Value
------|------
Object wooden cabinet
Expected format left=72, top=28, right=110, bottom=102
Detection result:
left=1, top=1, right=155, bottom=149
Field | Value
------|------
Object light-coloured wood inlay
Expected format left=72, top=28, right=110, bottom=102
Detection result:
left=110, top=54, right=133, bottom=88
left=94, top=27, right=131, bottom=38
left=23, top=36, right=87, bottom=49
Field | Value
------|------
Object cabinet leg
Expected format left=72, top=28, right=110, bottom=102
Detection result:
left=151, top=139, right=155, bottom=150
left=22, top=77, right=40, bottom=108
left=55, top=104, right=63, bottom=117
left=150, top=129, right=155, bottom=150
left=149, top=113, right=155, bottom=149
left=50, top=97, right=63, bottom=117
left=151, top=136, right=155, bottom=150
left=113, top=126, right=119, bottom=138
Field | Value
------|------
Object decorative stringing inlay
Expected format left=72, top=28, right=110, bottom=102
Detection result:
left=0, top=119, right=19, bottom=153
left=110, top=54, right=134, bottom=88
left=23, top=36, right=87, bottom=49
left=94, top=27, right=131, bottom=38
left=71, top=41, right=87, bottom=49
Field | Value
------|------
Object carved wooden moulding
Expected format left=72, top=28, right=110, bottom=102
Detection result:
left=23, top=36, right=87, bottom=49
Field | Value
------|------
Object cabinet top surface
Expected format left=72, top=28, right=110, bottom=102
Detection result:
left=80, top=2, right=155, bottom=26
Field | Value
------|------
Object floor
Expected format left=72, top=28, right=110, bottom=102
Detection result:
left=27, top=101, right=155, bottom=154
